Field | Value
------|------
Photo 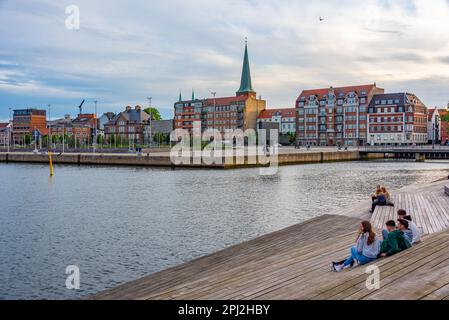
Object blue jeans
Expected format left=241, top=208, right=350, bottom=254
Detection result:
left=343, top=246, right=376, bottom=267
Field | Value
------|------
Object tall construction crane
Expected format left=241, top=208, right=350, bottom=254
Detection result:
left=78, top=99, right=86, bottom=115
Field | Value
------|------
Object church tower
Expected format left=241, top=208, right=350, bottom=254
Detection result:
left=236, top=39, right=256, bottom=98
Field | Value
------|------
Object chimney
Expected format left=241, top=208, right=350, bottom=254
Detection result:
left=125, top=106, right=131, bottom=112
left=135, top=105, right=141, bottom=111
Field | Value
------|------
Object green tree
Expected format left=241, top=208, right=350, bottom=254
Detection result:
left=441, top=112, right=449, bottom=137
left=287, top=132, right=296, bottom=144
left=144, top=107, right=162, bottom=120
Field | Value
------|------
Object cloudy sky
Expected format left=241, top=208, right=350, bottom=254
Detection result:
left=1, top=0, right=449, bottom=121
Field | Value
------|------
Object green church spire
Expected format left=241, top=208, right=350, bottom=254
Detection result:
left=237, top=38, right=255, bottom=95
left=179, top=90, right=182, bottom=102
left=192, top=89, right=195, bottom=101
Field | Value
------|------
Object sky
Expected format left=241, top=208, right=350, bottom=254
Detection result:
left=1, top=0, right=449, bottom=121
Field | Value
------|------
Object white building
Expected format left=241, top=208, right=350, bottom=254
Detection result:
left=427, top=108, right=441, bottom=144
left=257, top=108, right=296, bottom=134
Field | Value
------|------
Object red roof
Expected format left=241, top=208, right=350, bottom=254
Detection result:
left=0, top=123, right=8, bottom=129
left=258, top=108, right=296, bottom=119
left=297, top=84, right=380, bottom=102
left=203, top=95, right=248, bottom=106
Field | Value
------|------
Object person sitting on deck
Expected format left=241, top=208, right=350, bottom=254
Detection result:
left=382, top=187, right=395, bottom=207
left=331, top=221, right=381, bottom=272
left=380, top=220, right=411, bottom=257
left=397, top=209, right=422, bottom=244
left=371, top=185, right=382, bottom=203
left=371, top=190, right=386, bottom=213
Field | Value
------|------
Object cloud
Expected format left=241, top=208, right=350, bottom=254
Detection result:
left=0, top=0, right=449, bottom=120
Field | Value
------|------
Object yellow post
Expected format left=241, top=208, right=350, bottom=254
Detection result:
left=49, top=151, right=54, bottom=176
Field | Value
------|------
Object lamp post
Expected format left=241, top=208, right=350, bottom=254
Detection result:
left=211, top=92, right=216, bottom=130
left=62, top=123, right=65, bottom=154
left=93, top=100, right=98, bottom=154
left=147, top=97, right=152, bottom=147
left=432, top=122, right=436, bottom=150
left=48, top=104, right=52, bottom=150
left=7, top=107, right=11, bottom=153
left=33, top=127, right=38, bottom=153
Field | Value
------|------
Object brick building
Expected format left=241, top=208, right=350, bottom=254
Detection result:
left=367, top=93, right=428, bottom=146
left=49, top=114, right=93, bottom=141
left=439, top=109, right=449, bottom=145
left=174, top=42, right=266, bottom=134
left=296, top=84, right=384, bottom=146
left=104, top=105, right=150, bottom=143
left=12, top=109, right=48, bottom=143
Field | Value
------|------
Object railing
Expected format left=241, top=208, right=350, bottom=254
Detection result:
left=360, top=145, right=449, bottom=152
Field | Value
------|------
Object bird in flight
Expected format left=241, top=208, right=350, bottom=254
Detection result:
left=319, top=16, right=324, bottom=22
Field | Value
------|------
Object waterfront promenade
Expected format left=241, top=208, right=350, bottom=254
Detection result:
left=92, top=178, right=449, bottom=300
left=0, top=147, right=384, bottom=169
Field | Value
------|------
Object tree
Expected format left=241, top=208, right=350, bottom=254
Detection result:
left=144, top=107, right=162, bottom=120
left=287, top=132, right=296, bottom=144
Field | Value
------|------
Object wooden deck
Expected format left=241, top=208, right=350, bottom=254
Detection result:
left=371, top=181, right=449, bottom=235
left=92, top=179, right=449, bottom=300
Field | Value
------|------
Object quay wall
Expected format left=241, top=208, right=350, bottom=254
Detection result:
left=0, top=151, right=385, bottom=169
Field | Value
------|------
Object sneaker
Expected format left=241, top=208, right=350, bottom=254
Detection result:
left=333, top=263, right=343, bottom=272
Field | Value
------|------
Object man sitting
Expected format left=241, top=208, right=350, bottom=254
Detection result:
left=371, top=191, right=387, bottom=213
left=397, top=209, right=422, bottom=245
left=380, top=220, right=411, bottom=257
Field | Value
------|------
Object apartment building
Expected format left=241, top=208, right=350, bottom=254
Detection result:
left=367, top=93, right=428, bottom=145
left=296, top=84, right=384, bottom=146
left=12, top=109, right=48, bottom=143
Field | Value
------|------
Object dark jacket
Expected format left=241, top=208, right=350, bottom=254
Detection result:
left=381, top=230, right=411, bottom=256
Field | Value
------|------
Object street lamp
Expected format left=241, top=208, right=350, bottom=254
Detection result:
left=432, top=122, right=436, bottom=150
left=93, top=100, right=98, bottom=154
left=147, top=97, right=152, bottom=147
left=211, top=92, right=217, bottom=130
left=7, top=107, right=11, bottom=153
left=48, top=104, right=52, bottom=150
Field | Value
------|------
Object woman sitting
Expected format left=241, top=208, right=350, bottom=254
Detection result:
left=332, top=221, right=381, bottom=272
left=382, top=187, right=395, bottom=207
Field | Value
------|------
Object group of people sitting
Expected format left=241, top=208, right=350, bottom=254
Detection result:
left=370, top=185, right=394, bottom=213
left=331, top=209, right=422, bottom=272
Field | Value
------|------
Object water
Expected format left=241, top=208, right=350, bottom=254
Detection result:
left=1, top=160, right=448, bottom=299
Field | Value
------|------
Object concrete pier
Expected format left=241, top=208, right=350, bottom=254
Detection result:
left=0, top=149, right=385, bottom=169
